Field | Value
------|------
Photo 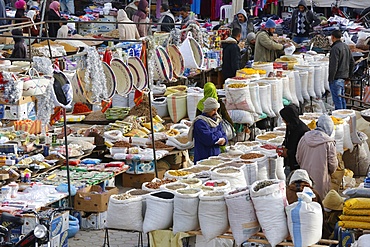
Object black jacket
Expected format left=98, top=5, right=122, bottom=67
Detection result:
left=329, top=40, right=355, bottom=82
left=289, top=0, right=320, bottom=37
left=280, top=104, right=310, bottom=170
left=221, top=36, right=241, bottom=81
left=47, top=10, right=61, bottom=39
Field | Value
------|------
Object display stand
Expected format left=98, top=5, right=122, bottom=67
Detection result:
left=103, top=228, right=144, bottom=247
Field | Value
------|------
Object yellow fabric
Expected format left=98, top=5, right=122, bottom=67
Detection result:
left=344, top=198, right=370, bottom=209
left=149, top=230, right=191, bottom=247
left=307, top=120, right=316, bottom=130
left=164, top=86, right=187, bottom=96
left=342, top=207, right=370, bottom=216
left=338, top=221, right=370, bottom=229
left=339, top=215, right=370, bottom=223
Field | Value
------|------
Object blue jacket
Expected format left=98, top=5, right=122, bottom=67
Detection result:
left=193, top=115, right=227, bottom=164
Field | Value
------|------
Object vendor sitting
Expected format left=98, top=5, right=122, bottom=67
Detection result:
left=188, top=98, right=227, bottom=164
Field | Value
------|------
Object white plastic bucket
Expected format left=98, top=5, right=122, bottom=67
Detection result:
left=152, top=97, right=169, bottom=117
left=179, top=32, right=204, bottom=69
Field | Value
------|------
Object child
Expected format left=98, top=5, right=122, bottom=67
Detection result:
left=10, top=29, right=27, bottom=59
left=57, top=17, right=69, bottom=38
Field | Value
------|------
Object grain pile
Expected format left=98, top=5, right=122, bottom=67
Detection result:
left=129, top=95, right=158, bottom=120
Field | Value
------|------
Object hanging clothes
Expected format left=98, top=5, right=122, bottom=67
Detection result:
left=200, top=0, right=211, bottom=18
left=214, top=0, right=223, bottom=19
left=191, top=0, right=201, bottom=15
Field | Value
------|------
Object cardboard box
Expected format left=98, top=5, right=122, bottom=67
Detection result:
left=74, top=186, right=119, bottom=212
left=0, top=32, right=14, bottom=45
left=126, top=160, right=155, bottom=174
left=122, top=169, right=165, bottom=188
left=80, top=211, right=107, bottom=230
left=43, top=230, right=68, bottom=247
left=161, top=151, right=184, bottom=165
left=0, top=96, right=34, bottom=106
left=0, top=101, right=36, bottom=120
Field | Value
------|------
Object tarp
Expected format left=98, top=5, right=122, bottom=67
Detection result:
left=283, top=0, right=369, bottom=9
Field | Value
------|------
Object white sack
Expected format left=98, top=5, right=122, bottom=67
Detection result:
left=228, top=109, right=254, bottom=125
left=299, top=70, right=310, bottom=101
left=258, top=82, right=275, bottom=117
left=294, top=70, right=304, bottom=104
left=225, top=84, right=255, bottom=112
left=281, top=76, right=293, bottom=102
left=249, top=83, right=263, bottom=115
left=288, top=71, right=299, bottom=106
left=211, top=167, right=247, bottom=189
left=187, top=93, right=204, bottom=121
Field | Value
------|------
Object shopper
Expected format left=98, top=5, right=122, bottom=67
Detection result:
left=296, top=115, right=338, bottom=199
left=222, top=27, right=242, bottom=81
left=230, top=8, right=253, bottom=41
left=117, top=9, right=140, bottom=40
left=241, top=32, right=256, bottom=66
left=47, top=1, right=62, bottom=39
left=157, top=4, right=175, bottom=32
left=125, top=0, right=140, bottom=20
left=196, top=82, right=233, bottom=125
left=179, top=6, right=189, bottom=25
left=60, top=0, right=74, bottom=14
left=0, top=0, right=7, bottom=26
left=289, top=0, right=320, bottom=44
left=254, top=19, right=287, bottom=62
left=10, top=29, right=27, bottom=59
left=278, top=104, right=310, bottom=175
left=14, top=0, right=27, bottom=24
left=329, top=30, right=354, bottom=110
left=189, top=97, right=227, bottom=164
left=132, top=0, right=150, bottom=37
left=57, top=18, right=69, bottom=38
left=23, top=10, right=39, bottom=43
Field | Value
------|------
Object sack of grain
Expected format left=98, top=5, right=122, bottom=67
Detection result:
left=227, top=109, right=254, bottom=125
left=295, top=65, right=315, bottom=98
left=173, top=188, right=202, bottom=234
left=287, top=71, right=299, bottom=106
left=257, top=82, right=275, bottom=117
left=167, top=93, right=187, bottom=123
left=211, top=167, right=247, bottom=189
left=187, top=92, right=204, bottom=121
left=285, top=187, right=323, bottom=247
left=143, top=191, right=174, bottom=234
left=293, top=70, right=304, bottom=104
left=225, top=83, right=255, bottom=112
left=198, top=191, right=229, bottom=241
left=240, top=152, right=269, bottom=181
left=298, top=70, right=310, bottom=101
left=225, top=187, right=260, bottom=246
left=258, top=78, right=283, bottom=116
left=281, top=76, right=293, bottom=102
left=249, top=82, right=263, bottom=115
left=106, top=194, right=143, bottom=231
left=251, top=179, right=288, bottom=247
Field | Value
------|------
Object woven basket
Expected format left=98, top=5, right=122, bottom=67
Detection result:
left=179, top=32, right=204, bottom=69
left=111, top=59, right=133, bottom=96
left=167, top=44, right=185, bottom=78
left=153, top=46, right=173, bottom=82
left=102, top=61, right=117, bottom=99
left=128, top=56, right=148, bottom=90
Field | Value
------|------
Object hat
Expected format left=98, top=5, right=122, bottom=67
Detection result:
left=322, top=189, right=344, bottom=211
left=15, top=0, right=26, bottom=9
left=203, top=98, right=220, bottom=113
left=247, top=32, right=256, bottom=42
left=289, top=169, right=313, bottom=187
left=265, top=19, right=276, bottom=28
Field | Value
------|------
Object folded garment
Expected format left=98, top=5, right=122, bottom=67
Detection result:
left=339, top=215, right=370, bottom=223
left=344, top=198, right=370, bottom=209
left=338, top=221, right=370, bottom=230
left=343, top=207, right=370, bottom=216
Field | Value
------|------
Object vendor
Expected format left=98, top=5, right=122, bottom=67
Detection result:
left=279, top=104, right=310, bottom=175
left=230, top=8, right=253, bottom=41
left=296, top=115, right=338, bottom=199
left=117, top=9, right=140, bottom=40
left=47, top=1, right=62, bottom=39
left=188, top=98, right=227, bottom=164
left=289, top=0, right=320, bottom=44
left=254, top=19, right=287, bottom=62
left=179, top=6, right=190, bottom=25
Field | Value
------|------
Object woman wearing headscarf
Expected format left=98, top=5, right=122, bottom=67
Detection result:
left=296, top=114, right=338, bottom=199
left=196, top=82, right=233, bottom=125
left=132, top=0, right=149, bottom=37
left=23, top=10, right=39, bottom=43
left=279, top=104, right=310, bottom=174
left=117, top=9, right=140, bottom=40
left=47, top=1, right=62, bottom=39
left=14, top=0, right=27, bottom=24
left=188, top=98, right=227, bottom=164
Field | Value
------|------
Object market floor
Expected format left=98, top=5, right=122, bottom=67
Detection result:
left=69, top=229, right=148, bottom=247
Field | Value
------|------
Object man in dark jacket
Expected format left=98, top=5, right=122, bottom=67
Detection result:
left=329, top=30, right=354, bottom=110
left=289, top=0, right=320, bottom=44
left=222, top=28, right=242, bottom=81
left=157, top=4, right=175, bottom=32
left=230, top=8, right=253, bottom=41
left=278, top=104, right=310, bottom=174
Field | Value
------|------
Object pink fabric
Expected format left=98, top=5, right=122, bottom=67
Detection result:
left=49, top=1, right=60, bottom=16
left=15, top=0, right=26, bottom=9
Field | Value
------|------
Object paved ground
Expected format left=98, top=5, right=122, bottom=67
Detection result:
left=69, top=229, right=148, bottom=247
left=69, top=184, right=149, bottom=247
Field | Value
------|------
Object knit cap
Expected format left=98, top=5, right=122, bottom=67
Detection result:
left=265, top=19, right=276, bottom=28
left=15, top=0, right=26, bottom=9
left=203, top=98, right=220, bottom=113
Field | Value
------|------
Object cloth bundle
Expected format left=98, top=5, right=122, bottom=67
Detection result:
left=339, top=198, right=370, bottom=229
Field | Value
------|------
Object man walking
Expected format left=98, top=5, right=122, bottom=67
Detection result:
left=329, top=30, right=354, bottom=110
left=289, top=0, right=320, bottom=44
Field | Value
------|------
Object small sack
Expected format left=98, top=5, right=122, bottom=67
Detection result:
left=221, top=119, right=236, bottom=141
